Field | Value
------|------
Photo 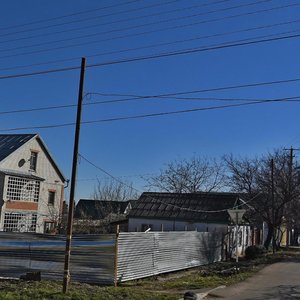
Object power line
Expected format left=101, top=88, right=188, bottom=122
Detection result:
left=78, top=153, right=141, bottom=194
left=0, top=0, right=271, bottom=54
left=85, top=32, right=300, bottom=69
left=0, top=1, right=294, bottom=61
left=87, top=93, right=300, bottom=103
left=3, top=16, right=300, bottom=72
left=2, top=93, right=300, bottom=116
left=0, top=0, right=140, bottom=32
left=0, top=0, right=184, bottom=38
left=1, top=31, right=300, bottom=81
left=0, top=0, right=231, bottom=46
left=79, top=153, right=263, bottom=213
left=0, top=96, right=299, bottom=132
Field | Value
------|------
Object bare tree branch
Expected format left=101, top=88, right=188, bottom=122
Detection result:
left=144, top=156, right=225, bottom=193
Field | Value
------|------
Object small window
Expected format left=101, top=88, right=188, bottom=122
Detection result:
left=48, top=191, right=55, bottom=205
left=30, top=151, right=38, bottom=171
left=44, top=222, right=56, bottom=233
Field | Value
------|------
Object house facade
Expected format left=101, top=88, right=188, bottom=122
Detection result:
left=0, top=134, right=66, bottom=233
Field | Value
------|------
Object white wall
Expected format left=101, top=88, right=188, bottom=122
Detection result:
left=128, top=217, right=228, bottom=233
left=0, top=136, right=65, bottom=233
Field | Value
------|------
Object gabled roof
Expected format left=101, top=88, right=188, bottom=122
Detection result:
left=128, top=192, right=241, bottom=224
left=0, top=133, right=66, bottom=182
left=74, top=199, right=132, bottom=220
left=36, top=135, right=66, bottom=182
left=0, top=134, right=35, bottom=162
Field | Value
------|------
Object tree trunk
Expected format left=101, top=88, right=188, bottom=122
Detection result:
left=264, top=224, right=274, bottom=249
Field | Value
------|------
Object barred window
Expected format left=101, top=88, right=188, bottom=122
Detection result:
left=3, top=212, right=37, bottom=232
left=7, top=176, right=40, bottom=202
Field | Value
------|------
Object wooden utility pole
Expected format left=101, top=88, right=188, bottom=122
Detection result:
left=271, top=158, right=275, bottom=254
left=63, top=57, right=86, bottom=293
left=283, top=147, right=300, bottom=247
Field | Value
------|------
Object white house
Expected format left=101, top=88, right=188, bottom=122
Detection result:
left=128, top=192, right=251, bottom=257
left=0, top=134, right=66, bottom=233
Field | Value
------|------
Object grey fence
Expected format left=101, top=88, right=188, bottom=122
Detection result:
left=0, top=233, right=116, bottom=284
left=0, top=231, right=222, bottom=284
left=116, top=231, right=223, bottom=282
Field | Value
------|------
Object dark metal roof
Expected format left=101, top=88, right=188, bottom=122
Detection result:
left=128, top=192, right=241, bottom=223
left=74, top=199, right=131, bottom=220
left=0, top=134, right=35, bottom=162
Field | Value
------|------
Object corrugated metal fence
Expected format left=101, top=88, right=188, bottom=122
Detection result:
left=0, top=231, right=222, bottom=284
left=116, top=231, right=223, bottom=282
left=0, top=233, right=116, bottom=284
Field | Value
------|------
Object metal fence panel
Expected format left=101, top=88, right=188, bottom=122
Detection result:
left=0, top=232, right=223, bottom=284
left=0, top=233, right=116, bottom=284
left=116, top=231, right=222, bottom=282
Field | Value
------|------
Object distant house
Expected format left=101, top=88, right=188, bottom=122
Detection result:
left=128, top=192, right=251, bottom=258
left=128, top=192, right=243, bottom=232
left=0, top=134, right=66, bottom=233
left=74, top=199, right=134, bottom=233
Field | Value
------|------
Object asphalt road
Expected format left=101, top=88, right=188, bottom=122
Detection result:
left=204, top=260, right=300, bottom=299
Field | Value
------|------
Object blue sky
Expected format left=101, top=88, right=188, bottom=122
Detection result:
left=0, top=0, right=300, bottom=201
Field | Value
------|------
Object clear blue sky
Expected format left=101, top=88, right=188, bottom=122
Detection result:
left=0, top=0, right=300, bottom=201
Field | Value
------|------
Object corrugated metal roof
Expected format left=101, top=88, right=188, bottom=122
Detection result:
left=129, top=192, right=240, bottom=223
left=0, top=134, right=35, bottom=162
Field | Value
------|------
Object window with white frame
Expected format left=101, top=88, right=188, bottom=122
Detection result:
left=7, top=176, right=40, bottom=202
left=3, top=212, right=37, bottom=232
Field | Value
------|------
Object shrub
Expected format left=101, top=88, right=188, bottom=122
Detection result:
left=245, top=245, right=266, bottom=260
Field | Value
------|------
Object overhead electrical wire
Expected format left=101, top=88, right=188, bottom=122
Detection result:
left=1, top=15, right=300, bottom=72
left=0, top=0, right=190, bottom=38
left=86, top=94, right=300, bottom=104
left=0, top=96, right=299, bottom=132
left=79, top=152, right=263, bottom=213
left=0, top=1, right=294, bottom=61
left=1, top=30, right=300, bottom=80
left=0, top=0, right=232, bottom=45
left=1, top=93, right=300, bottom=116
left=0, top=0, right=141, bottom=32
left=1, top=26, right=299, bottom=62
left=0, top=0, right=271, bottom=53
left=78, top=153, right=141, bottom=194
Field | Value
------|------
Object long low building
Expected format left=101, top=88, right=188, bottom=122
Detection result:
left=127, top=191, right=242, bottom=232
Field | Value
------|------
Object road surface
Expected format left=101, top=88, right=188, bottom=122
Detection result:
left=204, top=260, right=300, bottom=299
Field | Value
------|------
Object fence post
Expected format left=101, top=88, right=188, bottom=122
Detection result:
left=114, top=225, right=120, bottom=287
left=28, top=240, right=32, bottom=270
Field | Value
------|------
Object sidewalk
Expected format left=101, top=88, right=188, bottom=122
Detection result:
left=201, top=261, right=300, bottom=299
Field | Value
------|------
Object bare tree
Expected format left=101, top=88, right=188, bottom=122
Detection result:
left=92, top=178, right=139, bottom=201
left=224, top=149, right=300, bottom=249
left=145, top=156, right=225, bottom=193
